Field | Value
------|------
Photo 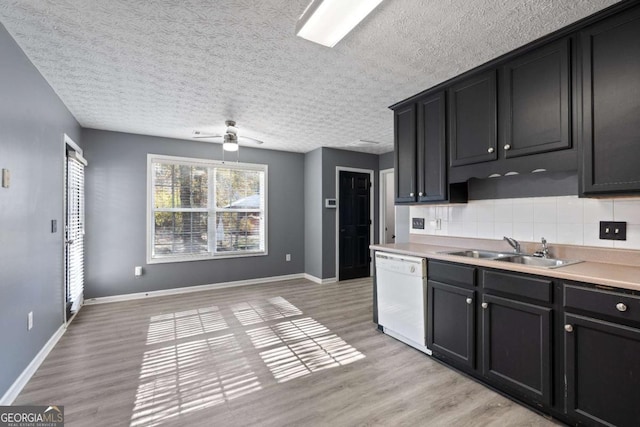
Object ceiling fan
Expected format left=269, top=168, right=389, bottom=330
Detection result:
left=192, top=120, right=264, bottom=151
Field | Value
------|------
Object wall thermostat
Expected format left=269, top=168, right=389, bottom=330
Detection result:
left=325, top=198, right=337, bottom=208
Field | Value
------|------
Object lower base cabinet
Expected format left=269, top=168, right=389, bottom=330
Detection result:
left=565, top=313, right=640, bottom=427
left=427, top=280, right=476, bottom=369
left=422, top=260, right=640, bottom=426
left=482, top=294, right=553, bottom=406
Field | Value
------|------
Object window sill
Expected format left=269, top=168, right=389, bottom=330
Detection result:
left=147, top=250, right=268, bottom=264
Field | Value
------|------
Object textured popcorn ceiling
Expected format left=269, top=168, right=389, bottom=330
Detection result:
left=0, top=0, right=620, bottom=154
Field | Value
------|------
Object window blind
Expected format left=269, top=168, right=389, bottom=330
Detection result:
left=66, top=154, right=85, bottom=314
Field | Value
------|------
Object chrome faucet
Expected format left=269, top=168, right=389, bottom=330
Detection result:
left=503, top=236, right=521, bottom=253
left=533, top=237, right=550, bottom=258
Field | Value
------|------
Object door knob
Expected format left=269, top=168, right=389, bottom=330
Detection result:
left=565, top=324, right=573, bottom=332
left=487, top=147, right=494, bottom=153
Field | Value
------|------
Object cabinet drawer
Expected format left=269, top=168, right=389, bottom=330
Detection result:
left=482, top=270, right=552, bottom=302
left=428, top=260, right=475, bottom=287
left=564, top=284, right=640, bottom=324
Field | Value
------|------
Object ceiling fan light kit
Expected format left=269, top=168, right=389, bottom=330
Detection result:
left=222, top=133, right=239, bottom=152
left=296, top=0, right=384, bottom=47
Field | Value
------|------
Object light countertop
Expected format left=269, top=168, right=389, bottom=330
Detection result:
left=371, top=242, right=640, bottom=292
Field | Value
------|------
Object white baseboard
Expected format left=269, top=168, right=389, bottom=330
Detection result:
left=304, top=274, right=338, bottom=284
left=1, top=324, right=66, bottom=405
left=84, top=273, right=308, bottom=305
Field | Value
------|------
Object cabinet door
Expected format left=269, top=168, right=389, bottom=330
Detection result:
left=581, top=7, right=640, bottom=194
left=565, top=313, right=640, bottom=427
left=502, top=38, right=571, bottom=159
left=482, top=295, right=553, bottom=405
left=427, top=280, right=475, bottom=369
left=417, top=91, right=447, bottom=202
left=449, top=70, right=497, bottom=166
left=394, top=104, right=417, bottom=203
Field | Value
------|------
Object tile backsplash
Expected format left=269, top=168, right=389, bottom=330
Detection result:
left=409, top=196, right=640, bottom=250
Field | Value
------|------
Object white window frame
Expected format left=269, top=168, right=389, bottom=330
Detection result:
left=147, top=154, right=268, bottom=264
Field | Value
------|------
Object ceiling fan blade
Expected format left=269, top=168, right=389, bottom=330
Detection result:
left=192, top=133, right=223, bottom=139
left=238, top=136, right=264, bottom=145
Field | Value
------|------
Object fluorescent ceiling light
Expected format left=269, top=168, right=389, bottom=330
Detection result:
left=296, top=0, right=384, bottom=47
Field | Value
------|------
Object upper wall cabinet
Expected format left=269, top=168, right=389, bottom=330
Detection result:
left=502, top=39, right=571, bottom=158
left=417, top=91, right=447, bottom=202
left=581, top=6, right=640, bottom=195
left=394, top=103, right=417, bottom=203
left=449, top=70, right=498, bottom=167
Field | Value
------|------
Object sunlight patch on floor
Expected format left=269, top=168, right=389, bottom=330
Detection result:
left=146, top=306, right=228, bottom=345
left=131, top=334, right=261, bottom=427
left=247, top=317, right=365, bottom=383
left=132, top=297, right=365, bottom=425
left=231, top=296, right=302, bottom=326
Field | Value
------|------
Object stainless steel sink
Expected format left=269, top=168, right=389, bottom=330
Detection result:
left=442, top=250, right=513, bottom=259
left=442, top=249, right=582, bottom=269
left=495, top=255, right=582, bottom=269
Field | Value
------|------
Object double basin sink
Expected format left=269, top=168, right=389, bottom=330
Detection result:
left=442, top=250, right=582, bottom=269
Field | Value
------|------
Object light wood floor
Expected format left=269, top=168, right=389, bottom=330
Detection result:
left=16, top=277, right=560, bottom=426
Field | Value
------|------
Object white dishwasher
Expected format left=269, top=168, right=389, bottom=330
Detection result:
left=375, top=252, right=431, bottom=355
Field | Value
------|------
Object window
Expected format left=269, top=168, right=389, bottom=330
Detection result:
left=148, top=154, right=267, bottom=263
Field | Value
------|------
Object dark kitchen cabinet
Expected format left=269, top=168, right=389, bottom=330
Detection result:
left=427, top=260, right=477, bottom=370
left=393, top=103, right=417, bottom=203
left=481, top=294, right=553, bottom=405
left=481, top=270, right=554, bottom=406
left=502, top=38, right=571, bottom=159
left=449, top=69, right=497, bottom=167
left=427, top=280, right=476, bottom=369
left=564, top=313, right=640, bottom=427
left=416, top=91, right=447, bottom=202
left=581, top=6, right=640, bottom=195
left=563, top=283, right=640, bottom=426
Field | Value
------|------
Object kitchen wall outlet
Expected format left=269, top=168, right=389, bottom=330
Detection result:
left=28, top=311, right=33, bottom=331
left=599, top=221, right=627, bottom=240
left=2, top=169, right=10, bottom=188
left=285, top=254, right=291, bottom=262
left=134, top=266, right=143, bottom=277
left=412, top=217, right=425, bottom=229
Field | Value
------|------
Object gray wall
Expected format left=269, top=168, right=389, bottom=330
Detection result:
left=321, top=148, right=380, bottom=279
left=304, top=148, right=323, bottom=278
left=82, top=129, right=305, bottom=298
left=378, top=151, right=394, bottom=170
left=0, top=24, right=82, bottom=399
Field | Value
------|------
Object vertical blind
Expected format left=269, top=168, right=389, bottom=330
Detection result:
left=66, top=153, right=85, bottom=314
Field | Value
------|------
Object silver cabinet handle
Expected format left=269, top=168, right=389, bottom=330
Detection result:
left=616, top=303, right=628, bottom=312
left=481, top=302, right=488, bottom=309
left=418, top=192, right=423, bottom=197
left=466, top=298, right=472, bottom=305
left=409, top=192, right=414, bottom=197
left=565, top=324, right=573, bottom=332
left=504, top=144, right=511, bottom=150
left=487, top=147, right=494, bottom=153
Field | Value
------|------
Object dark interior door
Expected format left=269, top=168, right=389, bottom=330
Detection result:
left=339, top=171, right=371, bottom=281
